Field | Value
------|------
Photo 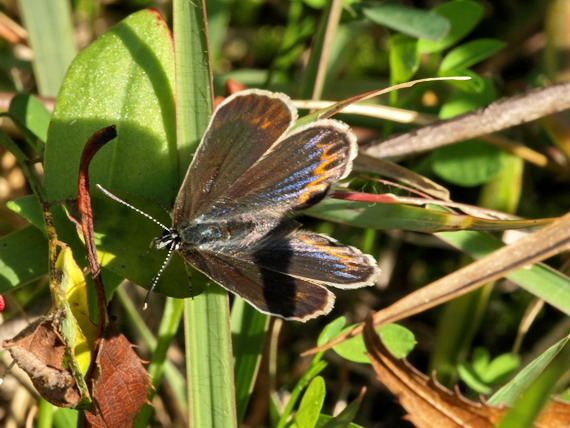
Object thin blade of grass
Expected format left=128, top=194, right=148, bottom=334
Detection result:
left=231, top=298, right=269, bottom=425
left=489, top=335, right=570, bottom=406
left=307, top=197, right=552, bottom=232
left=299, top=0, right=343, bottom=100
left=185, top=283, right=237, bottom=426
left=496, top=339, right=570, bottom=428
left=18, top=0, right=77, bottom=97
left=173, top=1, right=236, bottom=426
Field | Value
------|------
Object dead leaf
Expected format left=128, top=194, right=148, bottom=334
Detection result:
left=362, top=316, right=570, bottom=428
left=84, top=324, right=151, bottom=428
left=3, top=317, right=81, bottom=407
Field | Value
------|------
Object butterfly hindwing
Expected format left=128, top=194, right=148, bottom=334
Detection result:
left=179, top=247, right=335, bottom=321
left=251, top=231, right=380, bottom=288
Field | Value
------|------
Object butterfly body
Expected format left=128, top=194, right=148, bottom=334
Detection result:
left=175, top=216, right=288, bottom=251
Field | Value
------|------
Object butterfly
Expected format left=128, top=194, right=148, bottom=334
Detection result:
left=101, top=89, right=380, bottom=321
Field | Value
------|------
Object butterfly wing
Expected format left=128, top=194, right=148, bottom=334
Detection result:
left=173, top=89, right=297, bottom=223
left=197, top=119, right=357, bottom=221
left=251, top=231, right=380, bottom=288
left=179, top=247, right=335, bottom=321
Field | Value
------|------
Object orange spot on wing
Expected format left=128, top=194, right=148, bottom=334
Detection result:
left=298, top=142, right=344, bottom=204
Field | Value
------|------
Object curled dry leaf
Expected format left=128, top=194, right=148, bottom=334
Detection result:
left=84, top=324, right=151, bottom=428
left=3, top=316, right=81, bottom=407
left=362, top=316, right=570, bottom=428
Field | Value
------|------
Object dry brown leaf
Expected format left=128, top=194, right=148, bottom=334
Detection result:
left=362, top=316, right=570, bottom=428
left=84, top=324, right=151, bottom=428
left=3, top=316, right=81, bottom=407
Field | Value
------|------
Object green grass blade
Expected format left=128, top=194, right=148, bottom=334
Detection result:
left=17, top=0, right=77, bottom=97
left=185, top=283, right=237, bottom=427
left=173, top=0, right=235, bottom=426
left=307, top=198, right=550, bottom=232
left=489, top=335, right=570, bottom=406
left=231, top=298, right=269, bottom=424
left=174, top=0, right=213, bottom=170
left=207, top=0, right=232, bottom=63
left=496, top=339, right=570, bottom=428
left=0, top=226, right=48, bottom=292
left=299, top=0, right=343, bottom=100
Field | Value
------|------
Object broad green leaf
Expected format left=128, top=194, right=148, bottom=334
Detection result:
left=439, top=68, right=486, bottom=93
left=458, top=363, right=493, bottom=394
left=489, top=336, right=570, bottom=406
left=44, top=9, right=177, bottom=205
left=439, top=80, right=498, bottom=119
left=419, top=0, right=484, bottom=53
left=9, top=93, right=51, bottom=143
left=295, top=376, right=326, bottom=428
left=440, top=39, right=506, bottom=72
left=6, top=196, right=45, bottom=234
left=318, top=316, right=347, bottom=346
left=363, top=4, right=450, bottom=40
left=53, top=407, right=79, bottom=428
left=8, top=192, right=191, bottom=299
left=482, top=353, right=520, bottom=383
left=334, top=323, right=416, bottom=363
left=389, top=34, right=419, bottom=84
left=18, top=0, right=77, bottom=97
left=41, top=11, right=192, bottom=299
left=480, top=152, right=524, bottom=214
left=0, top=226, right=48, bottom=292
left=90, top=193, right=190, bottom=298
left=431, top=140, right=504, bottom=187
left=459, top=349, right=520, bottom=394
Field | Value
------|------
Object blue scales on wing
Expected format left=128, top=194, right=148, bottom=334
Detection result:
left=196, top=119, right=357, bottom=222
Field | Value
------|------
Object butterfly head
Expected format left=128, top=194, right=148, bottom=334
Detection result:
left=153, top=229, right=180, bottom=250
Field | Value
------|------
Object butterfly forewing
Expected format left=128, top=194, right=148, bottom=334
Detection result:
left=173, top=90, right=296, bottom=223
left=197, top=120, right=357, bottom=221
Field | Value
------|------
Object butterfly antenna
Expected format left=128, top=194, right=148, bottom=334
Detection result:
left=96, top=184, right=171, bottom=232
left=143, top=243, right=176, bottom=310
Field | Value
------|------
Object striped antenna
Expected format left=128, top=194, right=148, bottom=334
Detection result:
left=96, top=184, right=171, bottom=231
left=96, top=183, right=176, bottom=309
left=143, top=244, right=176, bottom=310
